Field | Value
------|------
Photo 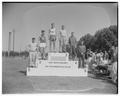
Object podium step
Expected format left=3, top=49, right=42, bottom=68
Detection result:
left=27, top=53, right=88, bottom=76
left=27, top=67, right=88, bottom=76
left=27, top=60, right=88, bottom=76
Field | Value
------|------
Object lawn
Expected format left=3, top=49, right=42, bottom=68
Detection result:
left=2, top=57, right=117, bottom=94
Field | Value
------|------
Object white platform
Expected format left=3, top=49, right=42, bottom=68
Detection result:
left=48, top=52, right=69, bottom=61
left=27, top=53, right=88, bottom=76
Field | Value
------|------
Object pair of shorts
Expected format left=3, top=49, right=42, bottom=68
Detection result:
left=29, top=52, right=37, bottom=66
left=39, top=43, right=46, bottom=48
left=49, top=35, right=56, bottom=41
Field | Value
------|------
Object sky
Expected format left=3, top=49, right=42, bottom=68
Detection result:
left=2, top=3, right=117, bottom=51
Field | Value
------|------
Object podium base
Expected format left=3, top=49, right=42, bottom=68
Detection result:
left=27, top=60, right=88, bottom=76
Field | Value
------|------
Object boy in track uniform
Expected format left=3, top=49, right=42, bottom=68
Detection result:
left=38, top=30, right=47, bottom=60
left=59, top=25, right=67, bottom=52
left=49, top=23, right=56, bottom=52
left=28, top=38, right=38, bottom=67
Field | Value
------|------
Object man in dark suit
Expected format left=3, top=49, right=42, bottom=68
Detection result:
left=77, top=41, right=86, bottom=68
left=68, top=32, right=77, bottom=60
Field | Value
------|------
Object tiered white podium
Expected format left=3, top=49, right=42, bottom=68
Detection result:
left=27, top=53, right=88, bottom=76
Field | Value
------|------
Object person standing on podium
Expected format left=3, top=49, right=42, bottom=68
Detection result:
left=49, top=23, right=56, bottom=52
left=28, top=38, right=38, bottom=67
left=38, top=30, right=46, bottom=60
left=68, top=32, right=77, bottom=60
left=59, top=25, right=67, bottom=53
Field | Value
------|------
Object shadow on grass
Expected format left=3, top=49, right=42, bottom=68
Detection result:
left=88, top=73, right=117, bottom=87
left=19, top=70, right=26, bottom=76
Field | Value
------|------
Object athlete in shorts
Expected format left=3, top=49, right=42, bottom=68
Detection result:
left=59, top=25, right=67, bottom=52
left=28, top=38, right=38, bottom=67
left=38, top=30, right=46, bottom=60
left=49, top=23, right=56, bottom=52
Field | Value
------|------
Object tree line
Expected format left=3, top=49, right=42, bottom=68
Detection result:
left=2, top=51, right=29, bottom=57
left=78, top=25, right=117, bottom=52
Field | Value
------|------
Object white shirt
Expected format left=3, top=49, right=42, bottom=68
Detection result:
left=49, top=28, right=56, bottom=35
left=29, top=42, right=37, bottom=51
left=60, top=30, right=67, bottom=37
left=39, top=43, right=46, bottom=48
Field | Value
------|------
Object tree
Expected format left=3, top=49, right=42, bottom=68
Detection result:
left=109, top=25, right=118, bottom=46
left=78, top=33, right=94, bottom=49
left=78, top=25, right=118, bottom=52
left=94, top=27, right=117, bottom=51
left=109, top=25, right=118, bottom=39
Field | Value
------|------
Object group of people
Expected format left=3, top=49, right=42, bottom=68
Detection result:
left=27, top=22, right=118, bottom=73
left=27, top=23, right=79, bottom=67
left=86, top=46, right=118, bottom=81
left=86, top=46, right=118, bottom=65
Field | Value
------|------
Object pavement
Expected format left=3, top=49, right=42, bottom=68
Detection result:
left=2, top=57, right=118, bottom=94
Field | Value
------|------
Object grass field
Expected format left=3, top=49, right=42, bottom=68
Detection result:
left=2, top=57, right=117, bottom=94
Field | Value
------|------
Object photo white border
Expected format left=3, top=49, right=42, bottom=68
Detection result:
left=0, top=0, right=119, bottom=96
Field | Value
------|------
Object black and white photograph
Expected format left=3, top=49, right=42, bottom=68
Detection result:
left=2, top=2, right=118, bottom=94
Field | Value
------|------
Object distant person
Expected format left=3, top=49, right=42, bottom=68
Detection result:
left=109, top=46, right=116, bottom=62
left=28, top=38, right=38, bottom=67
left=113, top=46, right=118, bottom=62
left=86, top=49, right=92, bottom=59
left=68, top=32, right=77, bottom=60
left=110, top=61, right=118, bottom=84
left=104, top=51, right=109, bottom=60
left=59, top=25, right=67, bottom=52
left=77, top=41, right=86, bottom=68
left=100, top=51, right=104, bottom=60
left=96, top=51, right=102, bottom=65
left=38, top=30, right=47, bottom=60
left=49, top=23, right=56, bottom=52
left=108, top=46, right=118, bottom=84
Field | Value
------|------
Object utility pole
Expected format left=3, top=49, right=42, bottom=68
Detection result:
left=13, top=29, right=15, bottom=52
left=8, top=32, right=12, bottom=56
